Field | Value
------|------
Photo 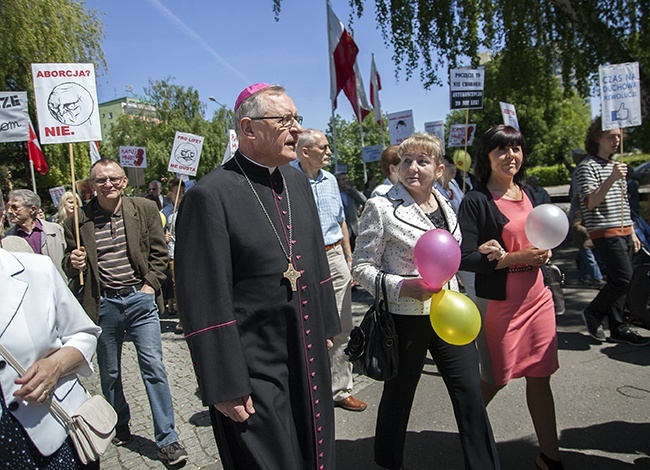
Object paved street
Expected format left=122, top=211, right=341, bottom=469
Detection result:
left=87, top=242, right=650, bottom=469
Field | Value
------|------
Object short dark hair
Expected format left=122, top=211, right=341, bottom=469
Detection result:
left=475, top=125, right=527, bottom=186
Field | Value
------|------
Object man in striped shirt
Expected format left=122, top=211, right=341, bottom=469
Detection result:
left=576, top=118, right=648, bottom=346
left=63, top=159, right=188, bottom=464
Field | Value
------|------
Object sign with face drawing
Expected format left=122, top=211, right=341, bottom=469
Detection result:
left=31, top=63, right=102, bottom=144
left=168, top=131, right=204, bottom=176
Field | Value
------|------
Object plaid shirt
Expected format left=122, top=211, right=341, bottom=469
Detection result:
left=291, top=161, right=345, bottom=245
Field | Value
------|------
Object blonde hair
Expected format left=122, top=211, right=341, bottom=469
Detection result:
left=57, top=191, right=82, bottom=225
left=397, top=133, right=444, bottom=165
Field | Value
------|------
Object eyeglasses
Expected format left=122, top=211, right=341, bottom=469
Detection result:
left=92, top=176, right=124, bottom=185
left=250, top=114, right=303, bottom=129
left=6, top=204, right=27, bottom=213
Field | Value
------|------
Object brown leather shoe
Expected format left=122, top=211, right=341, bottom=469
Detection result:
left=334, top=395, right=367, bottom=412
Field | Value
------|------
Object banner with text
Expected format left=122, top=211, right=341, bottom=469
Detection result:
left=361, top=145, right=383, bottom=163
left=450, top=69, right=484, bottom=110
left=499, top=102, right=520, bottom=130
left=0, top=92, right=29, bottom=142
left=222, top=130, right=238, bottom=165
left=599, top=62, right=642, bottom=130
left=49, top=185, right=66, bottom=206
left=31, top=63, right=102, bottom=144
left=387, top=110, right=414, bottom=145
left=448, top=123, right=477, bottom=147
left=119, top=146, right=147, bottom=168
left=168, top=131, right=204, bottom=176
left=424, top=121, right=445, bottom=143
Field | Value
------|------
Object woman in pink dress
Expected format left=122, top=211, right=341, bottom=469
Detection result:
left=458, top=125, right=563, bottom=470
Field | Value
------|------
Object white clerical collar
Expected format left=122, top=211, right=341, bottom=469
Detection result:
left=239, top=151, right=276, bottom=173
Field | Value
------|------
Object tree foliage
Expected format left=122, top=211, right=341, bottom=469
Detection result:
left=446, top=50, right=592, bottom=167
left=0, top=0, right=105, bottom=197
left=103, top=78, right=234, bottom=187
left=274, top=0, right=648, bottom=150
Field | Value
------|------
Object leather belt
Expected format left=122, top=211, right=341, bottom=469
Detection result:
left=324, top=239, right=343, bottom=252
left=102, top=284, right=142, bottom=297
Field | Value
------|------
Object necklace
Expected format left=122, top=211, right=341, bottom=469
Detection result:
left=235, top=158, right=301, bottom=291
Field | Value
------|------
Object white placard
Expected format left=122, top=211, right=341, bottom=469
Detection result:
left=222, top=129, right=238, bottom=165
left=361, top=145, right=383, bottom=163
left=0, top=92, right=29, bottom=142
left=499, top=102, right=520, bottom=130
left=387, top=110, right=414, bottom=145
left=450, top=68, right=485, bottom=110
left=119, top=146, right=147, bottom=168
left=49, top=185, right=66, bottom=207
left=168, top=131, right=204, bottom=176
left=448, top=123, right=477, bottom=147
left=599, top=62, right=642, bottom=130
left=424, top=121, right=445, bottom=142
left=31, top=63, right=102, bottom=144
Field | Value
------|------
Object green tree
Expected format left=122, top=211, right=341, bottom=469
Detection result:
left=0, top=0, right=105, bottom=196
left=104, top=78, right=233, bottom=189
left=275, top=0, right=649, bottom=151
left=326, top=114, right=389, bottom=189
left=445, top=50, right=592, bottom=168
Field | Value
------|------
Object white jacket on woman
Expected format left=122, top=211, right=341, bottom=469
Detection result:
left=352, top=182, right=461, bottom=316
left=0, top=249, right=101, bottom=455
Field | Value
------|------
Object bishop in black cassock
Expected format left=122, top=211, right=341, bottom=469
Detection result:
left=175, top=85, right=340, bottom=470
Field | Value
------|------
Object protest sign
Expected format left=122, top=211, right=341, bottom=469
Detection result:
left=387, top=110, right=414, bottom=145
left=49, top=185, right=66, bottom=207
left=448, top=123, right=477, bottom=147
left=31, top=63, right=102, bottom=144
left=424, top=121, right=445, bottom=142
left=361, top=145, right=383, bottom=163
left=0, top=92, right=29, bottom=142
left=450, top=69, right=484, bottom=110
left=599, top=62, right=642, bottom=130
left=222, top=130, right=239, bottom=165
left=499, top=102, right=520, bottom=130
left=119, top=146, right=147, bottom=168
left=168, top=131, right=204, bottom=176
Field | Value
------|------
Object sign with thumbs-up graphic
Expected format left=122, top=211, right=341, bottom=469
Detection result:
left=599, top=62, right=642, bottom=130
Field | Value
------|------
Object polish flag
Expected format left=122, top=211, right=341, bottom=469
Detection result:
left=28, top=119, right=49, bottom=175
left=342, top=61, right=372, bottom=122
left=89, top=141, right=101, bottom=163
left=328, top=2, right=358, bottom=109
left=370, top=55, right=382, bottom=125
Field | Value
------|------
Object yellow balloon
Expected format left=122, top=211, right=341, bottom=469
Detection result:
left=429, top=290, right=481, bottom=346
left=452, top=150, right=472, bottom=172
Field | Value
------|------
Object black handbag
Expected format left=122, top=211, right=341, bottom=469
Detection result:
left=542, top=262, right=565, bottom=316
left=345, top=272, right=399, bottom=381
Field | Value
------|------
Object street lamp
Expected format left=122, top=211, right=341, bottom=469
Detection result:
left=209, top=96, right=234, bottom=128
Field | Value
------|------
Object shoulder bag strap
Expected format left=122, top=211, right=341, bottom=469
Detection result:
left=0, top=342, right=74, bottom=427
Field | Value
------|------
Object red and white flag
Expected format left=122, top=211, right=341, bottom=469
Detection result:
left=27, top=119, right=49, bottom=175
left=89, top=141, right=101, bottom=163
left=370, top=54, right=382, bottom=125
left=343, top=61, right=372, bottom=122
left=327, top=2, right=358, bottom=110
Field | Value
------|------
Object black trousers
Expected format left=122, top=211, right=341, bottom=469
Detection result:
left=374, top=315, right=500, bottom=470
left=590, top=235, right=634, bottom=333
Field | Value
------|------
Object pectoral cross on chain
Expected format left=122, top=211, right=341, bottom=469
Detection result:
left=283, top=259, right=301, bottom=291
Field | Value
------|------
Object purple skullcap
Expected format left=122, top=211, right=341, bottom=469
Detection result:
left=234, top=83, right=272, bottom=112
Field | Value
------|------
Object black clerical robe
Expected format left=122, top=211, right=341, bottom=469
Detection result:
left=175, top=152, right=341, bottom=470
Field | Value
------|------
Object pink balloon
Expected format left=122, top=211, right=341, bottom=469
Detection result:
left=414, top=229, right=461, bottom=290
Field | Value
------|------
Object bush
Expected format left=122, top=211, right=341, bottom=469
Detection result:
left=527, top=165, right=571, bottom=186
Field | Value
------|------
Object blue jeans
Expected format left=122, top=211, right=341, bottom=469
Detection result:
left=97, top=289, right=178, bottom=448
left=576, top=247, right=603, bottom=281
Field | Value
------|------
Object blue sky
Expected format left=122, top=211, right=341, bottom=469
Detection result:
left=86, top=0, right=454, bottom=133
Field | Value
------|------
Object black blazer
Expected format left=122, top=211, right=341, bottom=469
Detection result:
left=458, top=184, right=537, bottom=300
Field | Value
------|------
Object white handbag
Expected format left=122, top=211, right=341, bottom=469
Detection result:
left=0, top=343, right=117, bottom=464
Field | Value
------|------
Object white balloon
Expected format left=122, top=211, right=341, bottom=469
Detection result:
left=525, top=204, right=569, bottom=250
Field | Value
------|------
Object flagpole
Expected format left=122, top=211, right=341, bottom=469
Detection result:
left=356, top=95, right=367, bottom=183
left=331, top=108, right=339, bottom=169
left=69, top=142, right=84, bottom=286
left=28, top=159, right=37, bottom=193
